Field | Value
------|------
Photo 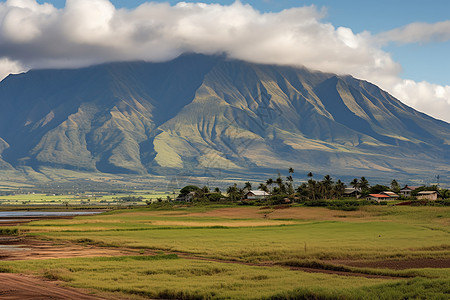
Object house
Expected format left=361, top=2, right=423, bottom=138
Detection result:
left=244, top=190, right=270, bottom=200
left=381, top=191, right=399, bottom=199
left=417, top=191, right=438, bottom=201
left=343, top=188, right=360, bottom=198
left=399, top=185, right=419, bottom=197
left=367, top=194, right=391, bottom=202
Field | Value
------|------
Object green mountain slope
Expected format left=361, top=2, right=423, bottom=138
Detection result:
left=0, top=54, right=448, bottom=180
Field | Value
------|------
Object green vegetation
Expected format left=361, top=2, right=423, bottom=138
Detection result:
left=0, top=228, right=18, bottom=235
left=0, top=255, right=397, bottom=300
left=0, top=205, right=448, bottom=299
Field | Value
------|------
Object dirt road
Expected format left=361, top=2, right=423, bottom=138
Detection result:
left=0, top=273, right=106, bottom=300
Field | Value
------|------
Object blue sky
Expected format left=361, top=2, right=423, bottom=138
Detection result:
left=1, top=0, right=450, bottom=121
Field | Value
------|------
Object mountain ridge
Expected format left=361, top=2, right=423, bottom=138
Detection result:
left=0, top=54, right=448, bottom=182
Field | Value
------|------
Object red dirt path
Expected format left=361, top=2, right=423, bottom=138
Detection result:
left=0, top=273, right=106, bottom=300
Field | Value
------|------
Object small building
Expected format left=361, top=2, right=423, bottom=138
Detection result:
left=399, top=185, right=419, bottom=197
left=244, top=190, right=270, bottom=200
left=417, top=191, right=438, bottom=201
left=381, top=191, right=399, bottom=199
left=344, top=188, right=360, bottom=198
left=367, top=194, right=391, bottom=202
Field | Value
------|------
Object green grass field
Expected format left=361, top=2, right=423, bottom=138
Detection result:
left=1, top=205, right=449, bottom=299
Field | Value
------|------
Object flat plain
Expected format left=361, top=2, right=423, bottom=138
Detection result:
left=1, top=205, right=449, bottom=299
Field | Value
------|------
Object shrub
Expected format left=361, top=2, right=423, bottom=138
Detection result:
left=0, top=228, right=18, bottom=235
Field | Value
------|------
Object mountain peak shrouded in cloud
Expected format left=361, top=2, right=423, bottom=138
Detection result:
left=0, top=55, right=448, bottom=180
left=0, top=0, right=449, bottom=122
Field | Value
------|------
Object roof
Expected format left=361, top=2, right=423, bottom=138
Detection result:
left=344, top=188, right=358, bottom=194
left=400, top=185, right=420, bottom=191
left=382, top=191, right=399, bottom=197
left=247, top=190, right=270, bottom=196
left=418, top=191, right=437, bottom=195
left=368, top=194, right=390, bottom=198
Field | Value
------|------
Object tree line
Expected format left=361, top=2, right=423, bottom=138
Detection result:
left=175, top=168, right=449, bottom=203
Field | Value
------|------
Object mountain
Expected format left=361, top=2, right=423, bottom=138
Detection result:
left=0, top=54, right=448, bottom=182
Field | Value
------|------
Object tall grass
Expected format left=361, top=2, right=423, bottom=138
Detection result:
left=0, top=256, right=394, bottom=299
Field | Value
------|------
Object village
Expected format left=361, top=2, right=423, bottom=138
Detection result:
left=173, top=171, right=448, bottom=206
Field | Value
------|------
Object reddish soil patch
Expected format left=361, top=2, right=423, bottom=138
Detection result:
left=0, top=273, right=106, bottom=300
left=186, top=206, right=373, bottom=222
left=333, top=259, right=450, bottom=270
left=0, top=236, right=140, bottom=261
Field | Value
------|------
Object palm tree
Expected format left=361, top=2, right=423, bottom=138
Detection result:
left=275, top=173, right=285, bottom=194
left=244, top=181, right=252, bottom=191
left=307, top=172, right=313, bottom=179
left=307, top=178, right=316, bottom=200
left=322, top=175, right=333, bottom=199
left=266, top=178, right=274, bottom=193
left=227, top=183, right=240, bottom=201
left=275, top=173, right=283, bottom=187
left=258, top=183, right=269, bottom=193
left=288, top=167, right=295, bottom=194
left=334, top=180, right=346, bottom=199
left=359, top=177, right=369, bottom=193
left=286, top=175, right=294, bottom=195
left=214, top=187, right=221, bottom=193
left=350, top=178, right=359, bottom=190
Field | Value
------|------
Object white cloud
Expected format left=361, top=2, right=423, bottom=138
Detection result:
left=0, top=57, right=25, bottom=80
left=390, top=80, right=450, bottom=123
left=376, top=20, right=450, bottom=45
left=0, top=0, right=448, bottom=122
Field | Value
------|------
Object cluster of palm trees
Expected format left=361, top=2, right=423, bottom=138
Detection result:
left=224, top=169, right=376, bottom=201
left=349, top=177, right=370, bottom=193
left=296, top=173, right=347, bottom=200
left=256, top=168, right=295, bottom=195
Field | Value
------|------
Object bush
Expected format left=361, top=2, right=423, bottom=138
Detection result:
left=435, top=199, right=450, bottom=206
left=118, top=196, right=143, bottom=202
left=0, top=228, right=18, bottom=235
left=206, top=193, right=223, bottom=202
left=267, top=194, right=292, bottom=205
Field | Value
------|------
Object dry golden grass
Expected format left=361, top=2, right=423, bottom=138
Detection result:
left=148, top=220, right=296, bottom=227
left=186, top=206, right=376, bottom=222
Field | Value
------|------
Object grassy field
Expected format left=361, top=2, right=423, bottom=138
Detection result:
left=1, top=205, right=449, bottom=299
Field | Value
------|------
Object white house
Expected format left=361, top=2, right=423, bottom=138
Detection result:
left=399, top=185, right=419, bottom=197
left=244, top=190, right=270, bottom=200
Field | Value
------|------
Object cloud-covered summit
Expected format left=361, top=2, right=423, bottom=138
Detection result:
left=0, top=0, right=449, bottom=122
